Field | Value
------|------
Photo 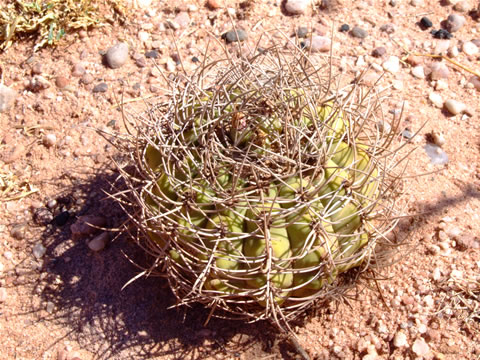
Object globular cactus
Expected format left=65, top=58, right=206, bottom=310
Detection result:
left=115, top=43, right=405, bottom=330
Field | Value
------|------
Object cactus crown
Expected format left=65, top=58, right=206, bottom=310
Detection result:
left=114, top=44, right=405, bottom=331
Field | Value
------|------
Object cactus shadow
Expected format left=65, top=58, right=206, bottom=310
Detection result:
left=32, top=165, right=302, bottom=360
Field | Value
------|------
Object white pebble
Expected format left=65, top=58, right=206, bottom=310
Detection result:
left=43, top=133, right=57, bottom=148
left=88, top=232, right=109, bottom=252
left=285, top=0, right=310, bottom=15
left=444, top=99, right=466, bottom=115
left=105, top=42, right=129, bottom=69
left=432, top=267, right=442, bottom=281
left=428, top=92, right=443, bottom=108
left=462, top=41, right=479, bottom=56
left=382, top=56, right=400, bottom=73
left=305, top=36, right=331, bottom=52
left=448, top=46, right=459, bottom=58
left=435, top=79, right=448, bottom=91
left=412, top=338, right=430, bottom=357
left=393, top=331, right=408, bottom=348
left=411, top=65, right=425, bottom=79
left=430, top=131, right=445, bottom=146
left=33, top=243, right=47, bottom=259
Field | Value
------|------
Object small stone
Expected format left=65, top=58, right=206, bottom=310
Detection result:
left=444, top=14, right=465, bottom=33
left=430, top=62, right=449, bottom=80
left=285, top=0, right=310, bottom=15
left=469, top=76, right=480, bottom=91
left=380, top=23, right=395, bottom=34
left=0, top=288, right=6, bottom=303
left=222, top=29, right=248, bottom=43
left=431, top=29, right=453, bottom=40
left=191, top=56, right=200, bottom=63
left=305, top=35, right=331, bottom=52
left=173, top=12, right=190, bottom=29
left=462, top=41, right=479, bottom=56
left=456, top=234, right=480, bottom=250
left=406, top=55, right=423, bottom=66
left=10, top=223, right=26, bottom=240
left=412, top=338, right=430, bottom=357
left=206, top=0, right=221, bottom=9
left=138, top=30, right=150, bottom=43
left=372, top=47, right=386, bottom=58
left=389, top=0, right=397, bottom=5
left=28, top=75, right=50, bottom=92
left=296, top=26, right=309, bottom=38
left=72, top=63, right=86, bottom=77
left=339, top=24, right=350, bottom=32
left=448, top=46, right=459, bottom=57
left=382, top=56, right=400, bottom=73
left=435, top=79, right=448, bottom=90
left=135, top=56, right=147, bottom=68
left=393, top=331, right=408, bottom=348
left=32, top=243, right=47, bottom=259
left=429, top=92, right=443, bottom=108
left=145, top=50, right=159, bottom=59
left=46, top=301, right=55, bottom=314
left=351, top=26, right=368, bottom=39
left=454, top=1, right=470, bottom=12
left=43, top=133, right=57, bottom=148
left=432, top=267, right=442, bottom=281
left=33, top=207, right=53, bottom=225
left=434, top=39, right=451, bottom=55
left=32, top=62, right=43, bottom=75
left=55, top=76, right=69, bottom=89
left=412, top=65, right=425, bottom=79
left=410, top=0, right=423, bottom=6
left=0, top=84, right=17, bottom=113
left=92, top=83, right=108, bottom=93
left=420, top=17, right=433, bottom=29
left=472, top=39, right=480, bottom=48
left=88, top=232, right=109, bottom=252
left=165, top=59, right=176, bottom=72
left=80, top=73, right=94, bottom=85
left=105, top=42, right=129, bottom=69
left=444, top=99, right=466, bottom=115
left=401, top=128, right=414, bottom=139
left=430, top=131, right=445, bottom=147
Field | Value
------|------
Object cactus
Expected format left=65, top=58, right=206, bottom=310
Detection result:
left=115, top=44, right=406, bottom=331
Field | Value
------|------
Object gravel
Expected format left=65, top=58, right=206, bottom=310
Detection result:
left=145, top=50, right=159, bottom=59
left=411, top=65, right=425, bottom=79
left=339, top=24, right=350, bottom=32
left=305, top=35, right=331, bottom=52
left=285, top=0, right=309, bottom=15
left=222, top=29, right=248, bottom=43
left=420, top=17, right=433, bottom=29
left=431, top=29, right=452, bottom=39
left=462, top=41, right=479, bottom=56
left=429, top=62, right=449, bottom=80
left=393, top=331, right=408, bottom=348
left=32, top=243, right=47, bottom=259
left=444, top=99, right=466, bottom=115
left=412, top=338, right=430, bottom=357
left=372, top=47, right=386, bottom=58
left=92, top=83, right=108, bottom=93
left=350, top=26, right=368, bottom=39
left=105, top=42, right=129, bottom=69
left=382, top=56, right=400, bottom=73
left=444, top=14, right=465, bottom=33
left=88, top=232, right=109, bottom=252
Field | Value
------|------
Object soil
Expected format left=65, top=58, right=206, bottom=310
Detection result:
left=1, top=1, right=480, bottom=359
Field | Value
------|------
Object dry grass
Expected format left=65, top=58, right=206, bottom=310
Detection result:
left=0, top=168, right=38, bottom=201
left=0, top=0, right=128, bottom=51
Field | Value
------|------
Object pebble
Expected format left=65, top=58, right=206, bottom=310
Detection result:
left=424, top=144, right=448, bottom=165
left=429, top=92, right=443, bottom=108
left=80, top=73, right=94, bottom=85
left=296, top=26, right=309, bottom=38
left=10, top=223, right=26, bottom=240
left=145, top=50, right=159, bottom=59
left=305, top=35, right=331, bottom=52
left=435, top=79, right=448, bottom=90
left=223, top=29, right=248, bottom=43
left=431, top=29, right=452, bottom=40
left=434, top=39, right=450, bottom=55
left=430, top=130, right=445, bottom=146
left=32, top=62, right=43, bottom=75
left=28, top=75, right=50, bottom=92
left=135, top=56, right=147, bottom=68
left=55, top=76, right=69, bottom=89
left=420, top=17, right=433, bottom=29
left=92, top=83, right=108, bottom=93
left=456, top=234, right=480, bottom=250
left=285, top=0, right=310, bottom=15
left=469, top=76, right=480, bottom=91
left=372, top=47, right=386, bottom=58
left=432, top=267, right=442, bottom=281
left=382, top=56, right=400, bottom=73
left=32, top=243, right=47, bottom=259
left=72, top=63, right=86, bottom=77
left=410, top=0, right=423, bottom=6
left=351, top=26, right=368, bottom=39
left=339, top=24, right=350, bottom=32
left=462, top=41, right=479, bottom=56
left=445, top=14, right=465, bottom=33
left=46, top=301, right=55, bottom=314
left=393, top=331, right=408, bottom=348
left=88, top=232, right=109, bottom=252
left=206, top=0, right=221, bottom=9
left=454, top=1, right=470, bottom=12
left=105, top=42, right=129, bottom=69
left=411, top=65, right=425, bottom=79
left=444, top=99, right=466, bottom=115
left=380, top=23, right=395, bottom=34
left=448, top=45, right=459, bottom=57
left=70, top=215, right=106, bottom=237
left=0, top=287, right=6, bottom=302
left=0, top=84, right=17, bottom=113
left=401, top=129, right=414, bottom=139
left=412, top=338, right=430, bottom=357
left=172, top=12, right=190, bottom=29
left=33, top=207, right=53, bottom=225
left=430, top=62, right=449, bottom=80
left=43, top=133, right=57, bottom=148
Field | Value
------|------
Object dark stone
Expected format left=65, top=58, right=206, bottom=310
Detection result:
left=191, top=56, right=200, bottom=63
left=222, top=29, right=248, bottom=43
left=54, top=211, right=70, bottom=226
left=380, top=23, right=395, bottom=34
left=431, top=29, right=453, bottom=39
left=339, top=24, right=350, bottom=32
left=145, top=50, right=159, bottom=59
left=372, top=47, right=386, bottom=58
left=92, top=82, right=108, bottom=93
left=420, top=17, right=433, bottom=29
left=296, top=26, right=309, bottom=38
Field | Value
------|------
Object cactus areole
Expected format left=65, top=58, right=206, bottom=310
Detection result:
left=119, top=45, right=404, bottom=330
